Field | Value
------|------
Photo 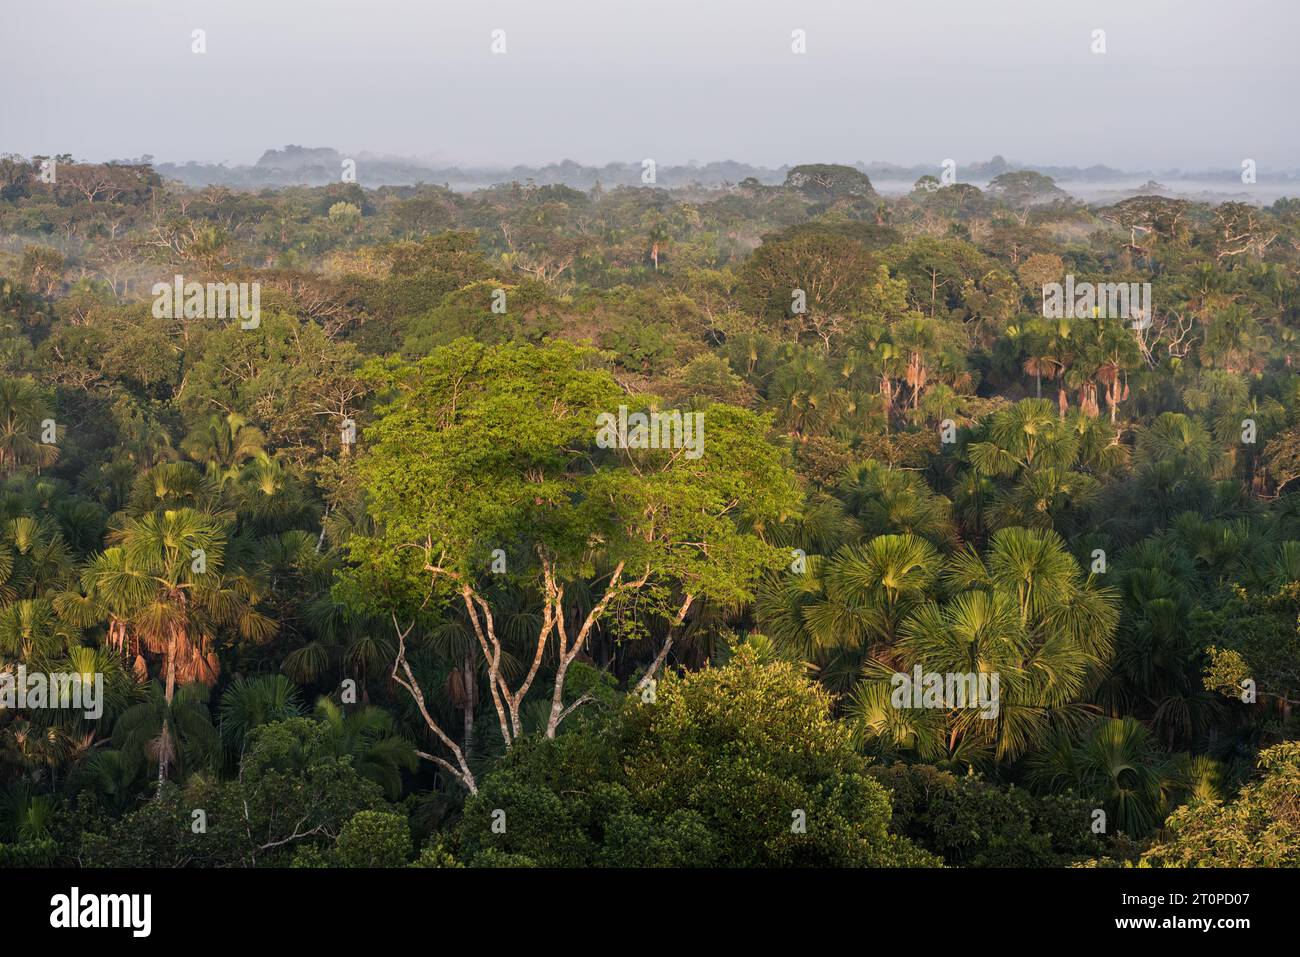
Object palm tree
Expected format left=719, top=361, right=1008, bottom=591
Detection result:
left=1094, top=540, right=1226, bottom=748
left=1211, top=395, right=1286, bottom=491
left=1036, top=318, right=1075, bottom=416
left=1198, top=304, right=1271, bottom=375
left=313, top=697, right=417, bottom=800
left=646, top=220, right=670, bottom=271
left=218, top=673, right=304, bottom=755
left=1135, top=413, right=1220, bottom=479
left=0, top=784, right=58, bottom=846
left=112, top=681, right=220, bottom=786
left=1015, top=317, right=1051, bottom=399
left=988, top=466, right=1101, bottom=533
left=72, top=749, right=147, bottom=814
left=0, top=598, right=65, bottom=664
left=51, top=497, right=108, bottom=556
left=280, top=586, right=394, bottom=690
left=949, top=469, right=995, bottom=542
left=62, top=509, right=274, bottom=786
left=852, top=527, right=1119, bottom=764
left=0, top=378, right=59, bottom=477
left=181, top=412, right=267, bottom=484
left=836, top=460, right=955, bottom=545
left=1073, top=316, right=1141, bottom=423
left=964, top=401, right=1122, bottom=535
left=57, top=645, right=137, bottom=732
left=122, top=461, right=228, bottom=519
left=233, top=457, right=313, bottom=532
left=856, top=588, right=1027, bottom=764
left=1028, top=718, right=1169, bottom=837
left=4, top=516, right=76, bottom=599
left=891, top=316, right=939, bottom=411
left=756, top=533, right=942, bottom=690
left=769, top=352, right=845, bottom=439
left=967, top=398, right=1080, bottom=478
left=826, top=534, right=942, bottom=648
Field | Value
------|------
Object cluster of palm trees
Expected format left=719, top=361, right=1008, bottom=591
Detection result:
left=759, top=525, right=1118, bottom=763
left=747, top=378, right=1300, bottom=834
left=1008, top=314, right=1140, bottom=421
left=0, top=401, right=403, bottom=823
left=725, top=311, right=973, bottom=446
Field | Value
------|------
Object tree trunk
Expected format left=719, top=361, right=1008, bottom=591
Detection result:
left=462, top=645, right=475, bottom=760
left=546, top=650, right=577, bottom=738
left=157, top=644, right=177, bottom=793
left=543, top=563, right=632, bottom=738
left=634, top=594, right=695, bottom=694
left=390, top=616, right=478, bottom=793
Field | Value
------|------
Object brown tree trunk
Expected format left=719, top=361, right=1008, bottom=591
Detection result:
left=462, top=645, right=475, bottom=759
left=157, top=643, right=177, bottom=793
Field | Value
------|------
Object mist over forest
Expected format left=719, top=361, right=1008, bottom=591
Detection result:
left=148, top=146, right=1300, bottom=205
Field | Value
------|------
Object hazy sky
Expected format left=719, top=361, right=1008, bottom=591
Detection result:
left=4, top=0, right=1296, bottom=170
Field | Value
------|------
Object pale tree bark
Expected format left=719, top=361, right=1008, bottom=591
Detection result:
left=393, top=544, right=680, bottom=775
left=497, top=574, right=555, bottom=739
left=455, top=584, right=514, bottom=747
left=543, top=560, right=641, bottom=738
left=634, top=593, right=696, bottom=693
left=425, top=551, right=620, bottom=748
left=390, top=615, right=478, bottom=794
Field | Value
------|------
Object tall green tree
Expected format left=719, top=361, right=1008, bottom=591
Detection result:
left=342, top=338, right=800, bottom=792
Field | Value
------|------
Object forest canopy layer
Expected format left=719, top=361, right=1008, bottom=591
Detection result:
left=0, top=157, right=1298, bottom=867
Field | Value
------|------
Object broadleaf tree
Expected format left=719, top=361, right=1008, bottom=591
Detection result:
left=340, top=337, right=801, bottom=792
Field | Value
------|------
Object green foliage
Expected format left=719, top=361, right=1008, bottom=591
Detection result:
left=79, top=718, right=388, bottom=867
left=870, top=763, right=1108, bottom=866
left=1142, top=742, right=1300, bottom=866
left=2, top=153, right=1300, bottom=869
left=295, top=809, right=413, bottom=867
left=453, top=650, right=937, bottom=867
left=0, top=837, right=57, bottom=867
